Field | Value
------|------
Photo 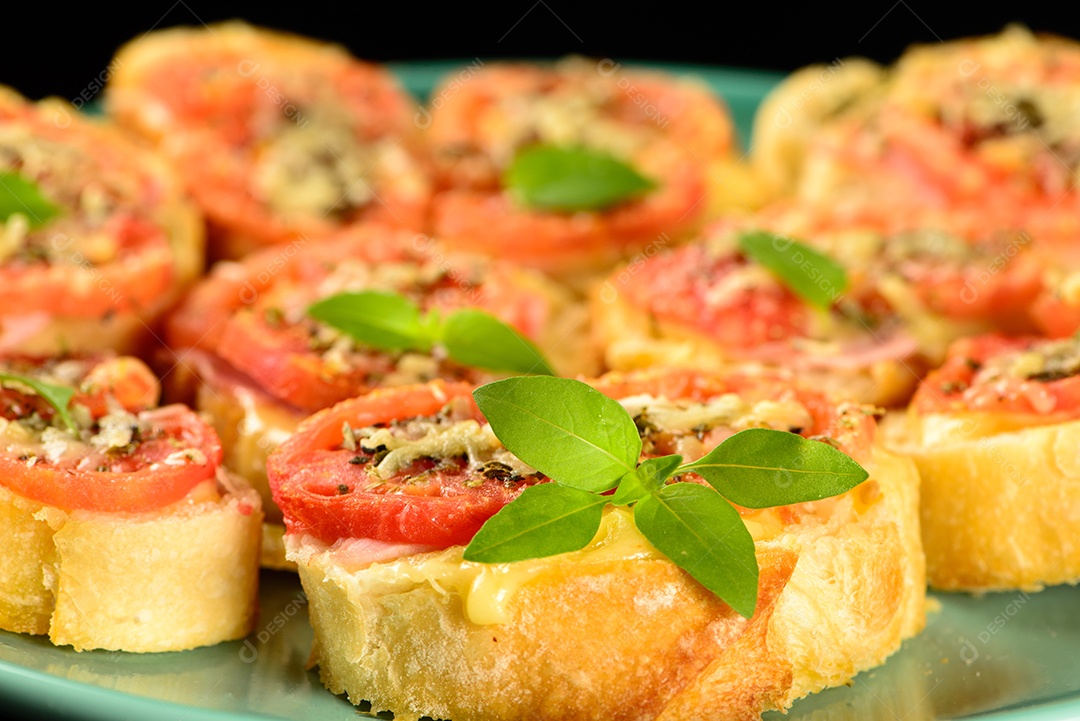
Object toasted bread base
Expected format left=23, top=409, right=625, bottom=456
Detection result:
left=289, top=446, right=923, bottom=720
left=0, top=472, right=262, bottom=652
left=884, top=411, right=1080, bottom=591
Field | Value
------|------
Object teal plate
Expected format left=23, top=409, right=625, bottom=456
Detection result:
left=2, top=61, right=1079, bottom=721
left=1, top=571, right=1079, bottom=720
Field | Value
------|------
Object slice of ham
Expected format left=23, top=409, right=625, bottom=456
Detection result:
left=0, top=312, right=51, bottom=350
left=329, top=536, right=442, bottom=569
left=738, top=330, right=921, bottom=371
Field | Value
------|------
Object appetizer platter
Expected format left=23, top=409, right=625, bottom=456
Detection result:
left=1, top=22, right=1080, bottom=721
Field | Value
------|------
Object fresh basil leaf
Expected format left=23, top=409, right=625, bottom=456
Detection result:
left=611, top=469, right=649, bottom=506
left=0, top=170, right=61, bottom=229
left=0, top=372, right=76, bottom=432
left=680, top=428, right=868, bottom=509
left=738, top=230, right=848, bottom=309
left=504, top=145, right=655, bottom=212
left=462, top=483, right=607, bottom=563
left=442, top=309, right=555, bottom=376
left=638, top=454, right=683, bottom=488
left=634, top=483, right=758, bottom=618
left=307, top=291, right=431, bottom=353
left=474, top=377, right=641, bottom=492
left=611, top=454, right=683, bottom=505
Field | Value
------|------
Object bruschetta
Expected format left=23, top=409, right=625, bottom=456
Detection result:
left=883, top=333, right=1080, bottom=591
left=592, top=210, right=1044, bottom=407
left=425, top=58, right=762, bottom=278
left=0, top=86, right=203, bottom=355
left=754, top=26, right=1080, bottom=266
left=106, top=22, right=430, bottom=260
left=165, top=223, right=594, bottom=567
left=267, top=368, right=924, bottom=721
left=0, top=353, right=261, bottom=651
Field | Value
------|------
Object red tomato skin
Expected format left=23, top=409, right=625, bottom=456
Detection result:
left=269, top=381, right=530, bottom=547
left=270, top=370, right=876, bottom=549
left=912, top=334, right=1080, bottom=417
left=0, top=404, right=222, bottom=513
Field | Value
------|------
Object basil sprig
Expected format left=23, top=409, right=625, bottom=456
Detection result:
left=307, top=291, right=555, bottom=377
left=738, top=231, right=848, bottom=309
left=0, top=372, right=77, bottom=432
left=464, top=376, right=868, bottom=618
left=0, top=170, right=61, bottom=229
left=503, top=145, right=655, bottom=212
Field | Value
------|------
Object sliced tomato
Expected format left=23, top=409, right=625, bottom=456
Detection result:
left=216, top=310, right=418, bottom=413
left=268, top=381, right=541, bottom=546
left=0, top=90, right=185, bottom=321
left=0, top=355, right=219, bottom=513
left=432, top=146, right=707, bottom=273
left=108, top=24, right=430, bottom=257
left=270, top=371, right=877, bottom=549
left=168, top=224, right=557, bottom=412
left=619, top=241, right=811, bottom=351
left=0, top=404, right=221, bottom=513
left=0, top=216, right=174, bottom=318
left=912, top=334, right=1080, bottom=416
left=425, top=59, right=727, bottom=272
left=427, top=59, right=734, bottom=191
left=0, top=355, right=160, bottom=424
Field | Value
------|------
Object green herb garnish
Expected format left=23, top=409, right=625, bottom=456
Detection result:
left=307, top=291, right=555, bottom=377
left=0, top=170, right=61, bottom=229
left=503, top=145, right=655, bottom=212
left=738, top=231, right=848, bottom=309
left=0, top=372, right=76, bottom=432
left=463, top=376, right=869, bottom=618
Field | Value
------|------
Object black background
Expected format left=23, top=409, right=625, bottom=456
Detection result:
left=1, top=3, right=1078, bottom=102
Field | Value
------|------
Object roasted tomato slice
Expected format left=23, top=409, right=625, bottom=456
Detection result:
left=168, top=225, right=561, bottom=413
left=107, top=23, right=430, bottom=257
left=268, top=381, right=543, bottom=546
left=0, top=355, right=221, bottom=513
left=912, top=334, right=1080, bottom=417
left=269, top=370, right=877, bottom=549
left=0, top=89, right=183, bottom=320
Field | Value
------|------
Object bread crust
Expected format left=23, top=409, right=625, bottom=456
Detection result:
left=885, top=410, right=1080, bottom=591
left=0, top=471, right=263, bottom=652
left=289, top=445, right=924, bottom=720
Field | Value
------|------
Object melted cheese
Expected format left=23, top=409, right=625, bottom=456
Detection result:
left=327, top=507, right=661, bottom=625
left=312, top=504, right=791, bottom=626
left=618, top=393, right=812, bottom=434
left=364, top=420, right=500, bottom=477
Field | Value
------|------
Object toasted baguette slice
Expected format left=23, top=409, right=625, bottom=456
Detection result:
left=884, top=410, right=1080, bottom=591
left=883, top=334, right=1080, bottom=591
left=288, top=443, right=923, bottom=721
left=0, top=469, right=262, bottom=652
